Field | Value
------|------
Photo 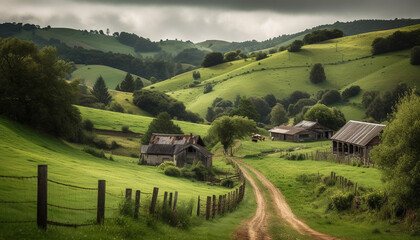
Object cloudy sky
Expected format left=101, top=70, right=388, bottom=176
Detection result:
left=1, top=0, right=420, bottom=42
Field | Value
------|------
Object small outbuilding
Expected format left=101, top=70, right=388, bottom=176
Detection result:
left=140, top=133, right=213, bottom=168
left=269, top=120, right=333, bottom=142
left=331, top=120, right=385, bottom=163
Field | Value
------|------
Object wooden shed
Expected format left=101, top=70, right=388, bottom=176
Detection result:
left=331, top=120, right=385, bottom=163
left=140, top=133, right=213, bottom=168
left=269, top=120, right=333, bottom=142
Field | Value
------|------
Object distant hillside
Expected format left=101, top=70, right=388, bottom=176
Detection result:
left=147, top=24, right=420, bottom=122
left=197, top=19, right=420, bottom=53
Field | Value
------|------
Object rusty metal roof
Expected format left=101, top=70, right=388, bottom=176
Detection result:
left=294, top=120, right=317, bottom=129
left=331, top=120, right=385, bottom=146
left=150, top=133, right=204, bottom=146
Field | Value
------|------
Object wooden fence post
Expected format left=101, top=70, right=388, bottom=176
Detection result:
left=169, top=192, right=173, bottom=208
left=227, top=192, right=231, bottom=212
left=97, top=180, right=105, bottom=225
left=134, top=190, right=140, bottom=219
left=212, top=195, right=216, bottom=218
left=149, top=187, right=159, bottom=215
left=37, top=165, right=47, bottom=230
left=222, top=195, right=226, bottom=215
left=197, top=196, right=200, bottom=216
left=218, top=195, right=222, bottom=215
left=173, top=191, right=178, bottom=211
left=125, top=188, right=132, bottom=200
left=206, top=196, right=211, bottom=220
left=163, top=192, right=168, bottom=207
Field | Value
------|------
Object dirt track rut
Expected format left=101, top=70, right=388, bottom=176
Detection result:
left=236, top=161, right=338, bottom=240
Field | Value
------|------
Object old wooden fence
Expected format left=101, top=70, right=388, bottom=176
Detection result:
left=0, top=164, right=246, bottom=230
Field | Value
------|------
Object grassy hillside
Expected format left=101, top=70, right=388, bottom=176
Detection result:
left=147, top=24, right=420, bottom=120
left=72, top=64, right=150, bottom=90
left=77, top=106, right=210, bottom=136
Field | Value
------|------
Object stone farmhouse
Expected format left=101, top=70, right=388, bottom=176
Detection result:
left=140, top=133, right=213, bottom=168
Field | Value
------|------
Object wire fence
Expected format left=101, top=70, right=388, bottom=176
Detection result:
left=1, top=164, right=246, bottom=230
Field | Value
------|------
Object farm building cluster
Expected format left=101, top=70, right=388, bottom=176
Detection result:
left=140, top=133, right=213, bottom=168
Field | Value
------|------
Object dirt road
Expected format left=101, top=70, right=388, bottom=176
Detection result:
left=236, top=161, right=338, bottom=240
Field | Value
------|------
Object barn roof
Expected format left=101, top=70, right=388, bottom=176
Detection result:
left=331, top=120, right=385, bottom=146
left=269, top=126, right=306, bottom=135
left=174, top=144, right=213, bottom=157
left=141, top=143, right=213, bottom=156
left=149, top=133, right=204, bottom=146
left=294, top=120, right=317, bottom=129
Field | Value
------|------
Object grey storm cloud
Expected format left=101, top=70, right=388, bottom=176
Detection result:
left=72, top=0, right=420, bottom=15
left=1, top=0, right=420, bottom=42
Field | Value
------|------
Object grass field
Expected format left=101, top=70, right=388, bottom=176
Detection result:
left=146, top=24, right=420, bottom=120
left=77, top=105, right=210, bottom=136
left=72, top=64, right=150, bottom=90
left=235, top=138, right=416, bottom=240
left=0, top=116, right=257, bottom=239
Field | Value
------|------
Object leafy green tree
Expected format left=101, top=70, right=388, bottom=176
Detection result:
left=119, top=72, right=135, bottom=92
left=320, top=90, right=341, bottom=105
left=224, top=51, right=238, bottom=62
left=0, top=38, right=81, bottom=139
left=203, top=83, right=212, bottom=94
left=207, top=116, right=256, bottom=155
left=288, top=40, right=304, bottom=52
left=342, top=86, right=361, bottom=99
left=310, top=63, right=326, bottom=84
left=141, top=112, right=183, bottom=144
left=304, top=104, right=346, bottom=130
left=192, top=71, right=201, bottom=80
left=206, top=107, right=216, bottom=122
left=202, top=52, right=224, bottom=67
left=255, top=51, right=267, bottom=61
left=134, top=77, right=144, bottom=90
left=371, top=91, right=420, bottom=211
left=411, top=46, right=420, bottom=65
left=230, top=97, right=259, bottom=122
left=288, top=98, right=316, bottom=116
left=263, top=94, right=277, bottom=108
left=250, top=97, right=271, bottom=123
left=270, top=103, right=288, bottom=126
left=362, top=91, right=378, bottom=108
left=92, top=76, right=112, bottom=105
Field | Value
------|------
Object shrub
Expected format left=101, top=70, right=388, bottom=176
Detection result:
left=296, top=173, right=317, bottom=185
left=158, top=161, right=175, bottom=171
left=203, top=83, right=212, bottom=94
left=326, top=178, right=336, bottom=186
left=164, top=166, right=181, bottom=177
left=310, top=63, right=326, bottom=84
left=122, top=125, right=130, bottom=133
left=316, top=185, right=327, bottom=195
left=331, top=192, right=354, bottom=211
left=202, top=52, right=224, bottom=67
left=83, top=146, right=106, bottom=159
left=108, top=101, right=124, bottom=113
left=342, top=86, right=361, bottom=99
left=221, top=179, right=234, bottom=188
left=118, top=198, right=134, bottom=217
left=411, top=46, right=420, bottom=65
left=158, top=200, right=193, bottom=229
left=288, top=40, right=304, bottom=52
left=95, top=139, right=109, bottom=150
left=82, top=119, right=94, bottom=131
left=255, top=51, right=267, bottom=60
left=320, top=90, right=341, bottom=105
left=366, top=191, right=384, bottom=210
left=110, top=140, right=121, bottom=149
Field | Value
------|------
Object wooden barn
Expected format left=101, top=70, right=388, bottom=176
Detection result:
left=331, top=120, right=385, bottom=163
left=269, top=120, right=333, bottom=142
left=140, top=133, right=213, bottom=168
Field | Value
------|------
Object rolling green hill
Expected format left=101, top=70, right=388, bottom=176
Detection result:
left=72, top=64, right=150, bottom=90
left=146, top=24, right=420, bottom=121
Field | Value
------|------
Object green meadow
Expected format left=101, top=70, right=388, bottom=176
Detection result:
left=146, top=24, right=420, bottom=120
left=77, top=105, right=210, bottom=136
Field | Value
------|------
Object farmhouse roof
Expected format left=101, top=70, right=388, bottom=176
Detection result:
left=294, top=120, right=317, bottom=129
left=149, top=133, right=204, bottom=146
left=331, top=120, right=386, bottom=146
left=141, top=143, right=213, bottom=156
left=269, top=126, right=307, bottom=135
left=174, top=144, right=213, bottom=157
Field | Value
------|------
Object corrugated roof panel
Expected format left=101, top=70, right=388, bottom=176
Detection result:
left=331, top=120, right=385, bottom=146
left=294, top=120, right=317, bottom=129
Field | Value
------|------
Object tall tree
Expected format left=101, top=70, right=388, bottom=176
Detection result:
left=134, top=77, right=144, bottom=90
left=0, top=38, right=81, bottom=139
left=371, top=91, right=420, bottom=211
left=141, top=112, right=183, bottom=145
left=310, top=63, right=326, bottom=84
left=119, top=72, right=135, bottom=92
left=230, top=97, right=259, bottom=122
left=304, top=104, right=345, bottom=131
left=92, top=76, right=111, bottom=105
left=207, top=116, right=256, bottom=155
left=270, top=103, right=288, bottom=126
left=201, top=52, right=224, bottom=67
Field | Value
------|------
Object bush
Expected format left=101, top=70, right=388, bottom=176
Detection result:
left=221, top=179, right=234, bottom=188
left=119, top=198, right=134, bottom=217
left=331, top=192, right=354, bottom=211
left=122, top=125, right=130, bottom=133
left=110, top=140, right=121, bottom=149
left=108, top=101, right=124, bottom=113
left=158, top=200, right=193, bottom=229
left=164, top=166, right=181, bottom=177
left=82, top=119, right=94, bottom=131
left=316, top=185, right=327, bottom=195
left=366, top=191, right=384, bottom=211
left=83, top=146, right=106, bottom=159
left=309, top=63, right=326, bottom=84
left=203, top=83, right=212, bottom=94
left=296, top=174, right=316, bottom=184
left=326, top=178, right=336, bottom=186
left=255, top=51, right=267, bottom=61
left=320, top=90, right=341, bottom=105
left=158, top=161, right=175, bottom=171
left=95, top=139, right=109, bottom=149
left=202, top=52, right=224, bottom=67
left=342, top=86, right=361, bottom=99
left=411, top=46, right=420, bottom=65
left=288, top=40, right=304, bottom=52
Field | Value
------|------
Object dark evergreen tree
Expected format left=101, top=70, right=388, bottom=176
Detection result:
left=92, top=76, right=112, bottom=105
left=119, top=72, right=135, bottom=92
left=310, top=63, right=326, bottom=84
left=134, top=77, right=144, bottom=90
left=141, top=112, right=183, bottom=144
left=263, top=94, right=277, bottom=108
